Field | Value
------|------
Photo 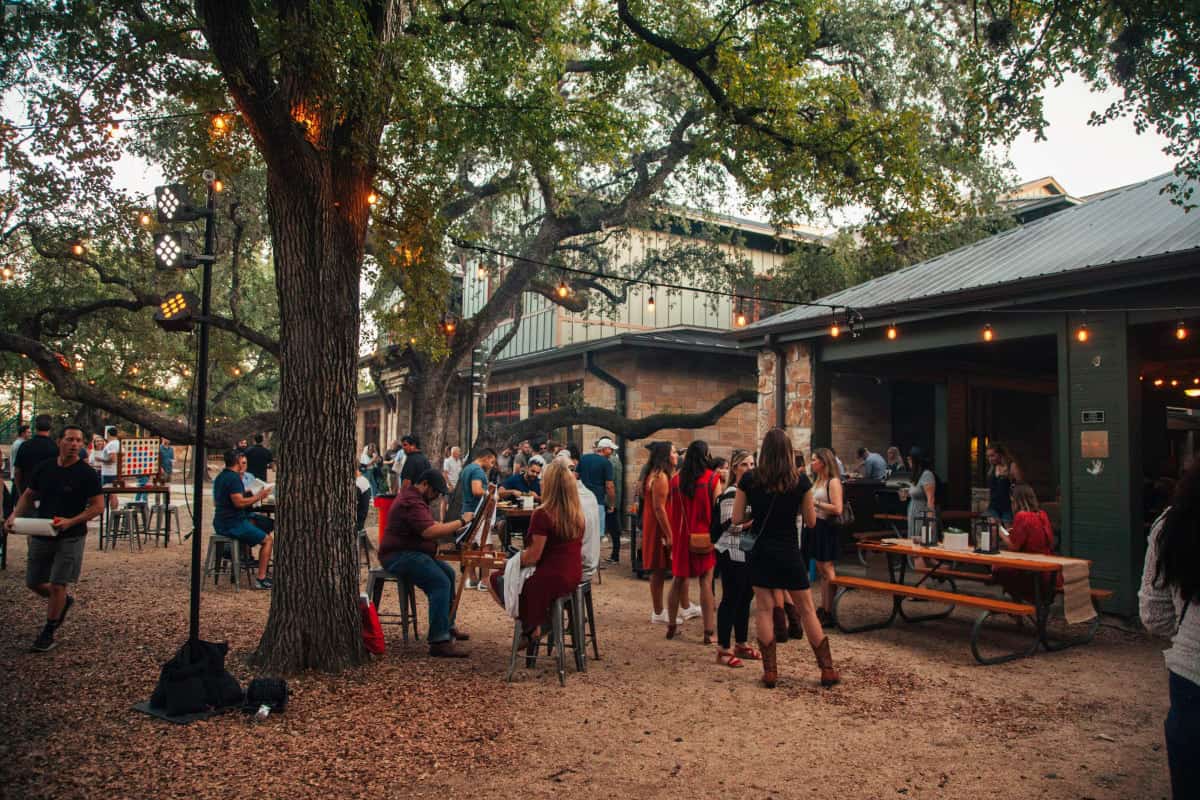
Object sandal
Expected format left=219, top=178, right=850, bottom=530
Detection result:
left=733, top=643, right=762, bottom=661
left=716, top=650, right=744, bottom=668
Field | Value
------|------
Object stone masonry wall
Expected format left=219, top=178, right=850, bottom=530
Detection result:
left=756, top=342, right=813, bottom=456
left=830, top=374, right=893, bottom=464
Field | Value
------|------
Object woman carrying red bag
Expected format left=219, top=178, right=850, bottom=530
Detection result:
left=666, top=440, right=720, bottom=643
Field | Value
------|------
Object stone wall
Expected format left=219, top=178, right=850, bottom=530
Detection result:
left=830, top=374, right=893, bottom=463
left=756, top=342, right=813, bottom=455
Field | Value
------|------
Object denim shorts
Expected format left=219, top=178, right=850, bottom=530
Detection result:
left=218, top=515, right=274, bottom=546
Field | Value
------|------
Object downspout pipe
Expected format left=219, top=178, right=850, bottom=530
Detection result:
left=767, top=334, right=786, bottom=429
left=585, top=351, right=628, bottom=503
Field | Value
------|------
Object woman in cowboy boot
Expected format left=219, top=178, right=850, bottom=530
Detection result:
left=732, top=428, right=840, bottom=689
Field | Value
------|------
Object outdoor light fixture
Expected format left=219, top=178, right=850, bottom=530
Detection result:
left=1171, top=379, right=1180, bottom=387
left=1187, top=389, right=1200, bottom=398
left=139, top=212, right=152, bottom=227
left=155, top=183, right=206, bottom=222
left=735, top=310, right=747, bottom=327
left=886, top=323, right=898, bottom=340
left=829, top=322, right=840, bottom=338
left=477, top=263, right=487, bottom=280
left=647, top=285, right=656, bottom=311
left=367, top=191, right=378, bottom=206
left=444, top=317, right=457, bottom=335
left=0, top=264, right=13, bottom=282
left=1076, top=323, right=1089, bottom=343
left=1154, top=378, right=1164, bottom=387
left=982, top=323, right=994, bottom=342
left=153, top=232, right=212, bottom=270
left=556, top=279, right=569, bottom=298
left=70, top=242, right=85, bottom=256
left=154, top=291, right=199, bottom=332
left=1177, top=320, right=1189, bottom=341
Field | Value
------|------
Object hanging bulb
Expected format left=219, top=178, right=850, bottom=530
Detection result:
left=886, top=323, right=898, bottom=340
left=647, top=286, right=656, bottom=312
left=829, top=322, right=840, bottom=338
left=71, top=242, right=85, bottom=256
left=982, top=323, right=994, bottom=342
left=1076, top=322, right=1089, bottom=343
left=366, top=191, right=378, bottom=206
left=477, top=263, right=487, bottom=280
left=556, top=279, right=569, bottom=298
left=1176, top=320, right=1188, bottom=341
left=0, top=264, right=13, bottom=282
left=138, top=212, right=152, bottom=227
left=735, top=310, right=747, bottom=327
left=212, top=179, right=224, bottom=193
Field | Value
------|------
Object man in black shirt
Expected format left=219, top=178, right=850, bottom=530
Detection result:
left=4, top=424, right=104, bottom=652
left=243, top=434, right=273, bottom=481
left=13, top=414, right=58, bottom=495
left=398, top=434, right=432, bottom=490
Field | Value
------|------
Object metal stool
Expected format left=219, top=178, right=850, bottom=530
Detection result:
left=147, top=503, right=184, bottom=545
left=365, top=568, right=420, bottom=643
left=105, top=506, right=144, bottom=551
left=506, top=594, right=583, bottom=685
left=356, top=529, right=373, bottom=572
left=575, top=579, right=601, bottom=662
left=202, top=534, right=255, bottom=590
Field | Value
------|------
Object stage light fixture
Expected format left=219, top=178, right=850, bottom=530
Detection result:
left=155, top=183, right=206, bottom=222
left=154, top=291, right=199, bottom=332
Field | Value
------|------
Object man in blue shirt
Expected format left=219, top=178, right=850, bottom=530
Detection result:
left=457, top=448, right=496, bottom=589
left=577, top=437, right=616, bottom=518
left=212, top=450, right=274, bottom=589
left=857, top=447, right=888, bottom=481
left=499, top=457, right=542, bottom=500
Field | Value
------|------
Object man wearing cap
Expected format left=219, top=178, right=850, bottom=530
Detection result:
left=378, top=467, right=475, bottom=657
left=577, top=438, right=616, bottom=555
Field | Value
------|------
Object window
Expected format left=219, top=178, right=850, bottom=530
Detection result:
left=485, top=388, right=521, bottom=425
left=530, top=380, right=583, bottom=414
left=363, top=409, right=381, bottom=451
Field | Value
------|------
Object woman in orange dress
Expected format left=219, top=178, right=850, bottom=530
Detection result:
left=666, top=440, right=720, bottom=641
left=640, top=442, right=676, bottom=625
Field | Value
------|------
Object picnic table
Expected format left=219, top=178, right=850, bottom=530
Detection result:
left=832, top=538, right=1109, bottom=665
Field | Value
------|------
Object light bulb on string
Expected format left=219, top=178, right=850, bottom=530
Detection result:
left=366, top=191, right=378, bottom=206
left=982, top=323, right=994, bottom=342
left=70, top=242, right=85, bottom=256
left=556, top=278, right=569, bottom=298
left=735, top=309, right=747, bottom=327
left=138, top=212, right=152, bottom=227
left=829, top=322, right=840, bottom=338
left=477, top=263, right=487, bottom=280
left=1076, top=322, right=1089, bottom=343
left=886, top=323, right=898, bottom=341
left=1177, top=320, right=1188, bottom=341
left=647, top=285, right=656, bottom=312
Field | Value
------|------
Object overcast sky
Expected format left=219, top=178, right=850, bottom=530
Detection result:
left=1007, top=73, right=1175, bottom=196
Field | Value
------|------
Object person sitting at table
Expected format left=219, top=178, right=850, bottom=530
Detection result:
left=884, top=446, right=906, bottom=478
left=559, top=447, right=601, bottom=581
left=379, top=468, right=475, bottom=657
left=460, top=448, right=497, bottom=590
left=212, top=450, right=274, bottom=590
left=856, top=447, right=888, bottom=482
left=993, top=483, right=1055, bottom=602
left=487, top=460, right=583, bottom=642
left=500, top=457, right=542, bottom=501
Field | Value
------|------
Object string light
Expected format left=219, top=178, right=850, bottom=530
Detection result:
left=477, top=263, right=487, bottom=280
left=556, top=278, right=569, bottom=298
left=138, top=212, right=152, bottom=227
left=982, top=323, right=994, bottom=342
left=1153, top=378, right=1164, bottom=387
left=735, top=310, right=747, bottom=327
left=0, top=264, right=13, bottom=282
left=647, top=285, right=656, bottom=312
left=1170, top=379, right=1179, bottom=387
left=1075, top=322, right=1089, bottom=343
left=829, top=321, right=840, bottom=338
left=1177, top=320, right=1189, bottom=341
left=212, top=179, right=223, bottom=193
left=70, top=242, right=85, bottom=256
left=886, top=323, right=898, bottom=340
left=106, top=122, right=121, bottom=139
left=210, top=114, right=229, bottom=134
left=367, top=191, right=378, bottom=206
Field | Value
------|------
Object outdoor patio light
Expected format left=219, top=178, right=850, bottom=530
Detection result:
left=0, top=264, right=13, bottom=282
left=829, top=321, right=840, bottom=338
left=153, top=291, right=199, bottom=332
left=477, top=263, right=487, bottom=280
left=1076, top=322, right=1089, bottom=343
left=138, top=212, right=152, bottom=227
left=556, top=278, right=569, bottom=298
left=70, top=241, right=85, bottom=256
left=153, top=232, right=212, bottom=270
left=735, top=310, right=747, bottom=327
left=886, top=323, right=898, bottom=340
left=367, top=191, right=378, bottom=205
left=982, top=323, right=994, bottom=342
left=1153, top=378, right=1164, bottom=387
left=155, top=183, right=206, bottom=222
left=1176, top=320, right=1188, bottom=341
left=647, top=286, right=656, bottom=311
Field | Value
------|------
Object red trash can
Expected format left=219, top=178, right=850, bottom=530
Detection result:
left=373, top=493, right=396, bottom=542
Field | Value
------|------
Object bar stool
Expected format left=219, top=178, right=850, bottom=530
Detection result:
left=506, top=594, right=583, bottom=686
left=203, top=534, right=254, bottom=590
left=364, top=568, right=420, bottom=643
left=356, top=529, right=373, bottom=572
left=575, top=579, right=601, bottom=662
left=106, top=506, right=144, bottom=551
left=147, top=502, right=184, bottom=545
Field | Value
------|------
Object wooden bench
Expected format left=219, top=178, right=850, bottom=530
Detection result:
left=911, top=568, right=1116, bottom=604
left=830, top=575, right=1040, bottom=665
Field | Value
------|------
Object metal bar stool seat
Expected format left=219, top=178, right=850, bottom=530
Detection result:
left=106, top=507, right=144, bottom=552
left=202, top=534, right=255, bottom=590
left=506, top=593, right=584, bottom=686
left=365, top=568, right=420, bottom=643
left=147, top=503, right=184, bottom=545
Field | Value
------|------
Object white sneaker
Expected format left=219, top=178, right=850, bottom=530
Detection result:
left=477, top=580, right=489, bottom=592
left=650, top=610, right=685, bottom=625
left=465, top=579, right=477, bottom=590
left=680, top=604, right=702, bottom=621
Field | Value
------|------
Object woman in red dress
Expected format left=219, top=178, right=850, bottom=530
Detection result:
left=491, top=460, right=583, bottom=636
left=640, top=442, right=676, bottom=625
left=666, top=440, right=720, bottom=642
left=994, top=483, right=1057, bottom=601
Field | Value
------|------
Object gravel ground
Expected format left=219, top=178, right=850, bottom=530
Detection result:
left=0, top=516, right=1173, bottom=800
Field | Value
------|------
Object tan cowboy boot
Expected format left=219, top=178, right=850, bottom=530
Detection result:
left=759, top=639, right=778, bottom=688
left=811, top=636, right=840, bottom=687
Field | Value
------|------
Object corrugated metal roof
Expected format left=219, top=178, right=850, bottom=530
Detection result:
left=490, top=325, right=750, bottom=375
left=743, top=172, right=1200, bottom=333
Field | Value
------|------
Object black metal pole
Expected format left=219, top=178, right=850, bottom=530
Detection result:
left=188, top=183, right=216, bottom=643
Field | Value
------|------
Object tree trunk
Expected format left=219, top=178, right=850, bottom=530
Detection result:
left=409, top=356, right=464, bottom=465
left=252, top=162, right=366, bottom=673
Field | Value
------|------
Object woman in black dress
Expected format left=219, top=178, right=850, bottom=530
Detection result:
left=733, top=428, right=840, bottom=688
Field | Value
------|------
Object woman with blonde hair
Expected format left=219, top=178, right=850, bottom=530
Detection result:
left=733, top=429, right=840, bottom=688
left=488, top=460, right=583, bottom=636
left=807, top=448, right=843, bottom=625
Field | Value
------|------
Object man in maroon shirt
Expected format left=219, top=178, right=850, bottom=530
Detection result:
left=379, top=468, right=475, bottom=657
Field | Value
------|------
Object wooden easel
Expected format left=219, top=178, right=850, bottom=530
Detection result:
left=438, top=485, right=507, bottom=618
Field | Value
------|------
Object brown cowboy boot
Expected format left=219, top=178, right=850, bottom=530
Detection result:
left=772, top=606, right=789, bottom=643
left=784, top=602, right=804, bottom=641
left=759, top=639, right=778, bottom=688
left=811, top=636, right=840, bottom=687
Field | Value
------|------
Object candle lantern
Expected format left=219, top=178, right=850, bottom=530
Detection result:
left=913, top=508, right=940, bottom=546
left=973, top=515, right=1001, bottom=553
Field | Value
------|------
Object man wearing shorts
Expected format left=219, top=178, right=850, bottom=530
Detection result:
left=212, top=450, right=274, bottom=589
left=4, top=425, right=104, bottom=652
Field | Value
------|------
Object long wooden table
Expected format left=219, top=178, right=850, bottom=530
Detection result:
left=836, top=539, right=1098, bottom=664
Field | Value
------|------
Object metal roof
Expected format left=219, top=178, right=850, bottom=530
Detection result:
left=490, top=325, right=752, bottom=375
left=741, top=172, right=1200, bottom=334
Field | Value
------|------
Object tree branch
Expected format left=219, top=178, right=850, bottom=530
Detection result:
left=476, top=388, right=757, bottom=447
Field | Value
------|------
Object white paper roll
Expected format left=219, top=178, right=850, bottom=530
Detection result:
left=10, top=518, right=59, bottom=537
